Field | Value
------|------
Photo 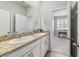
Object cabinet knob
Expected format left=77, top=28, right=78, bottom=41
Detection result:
left=28, top=54, right=31, bottom=57
left=28, top=52, right=33, bottom=57
left=31, top=52, right=33, bottom=57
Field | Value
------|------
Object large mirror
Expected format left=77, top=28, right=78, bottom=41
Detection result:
left=15, top=13, right=33, bottom=34
left=0, top=9, right=11, bottom=36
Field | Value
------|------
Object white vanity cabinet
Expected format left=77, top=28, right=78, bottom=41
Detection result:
left=3, top=34, right=49, bottom=57
left=23, top=35, right=49, bottom=57
left=4, top=39, right=40, bottom=57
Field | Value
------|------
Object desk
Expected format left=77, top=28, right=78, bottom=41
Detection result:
left=58, top=30, right=67, bottom=38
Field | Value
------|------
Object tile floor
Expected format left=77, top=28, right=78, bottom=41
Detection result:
left=45, top=51, right=68, bottom=57
left=45, top=36, right=70, bottom=57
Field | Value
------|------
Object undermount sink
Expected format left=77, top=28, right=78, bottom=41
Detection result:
left=8, top=36, right=34, bottom=44
left=8, top=33, right=46, bottom=45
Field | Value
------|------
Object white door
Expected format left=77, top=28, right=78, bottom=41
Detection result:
left=67, top=2, right=71, bottom=56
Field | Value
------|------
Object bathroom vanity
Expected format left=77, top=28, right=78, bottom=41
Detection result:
left=0, top=32, right=49, bottom=57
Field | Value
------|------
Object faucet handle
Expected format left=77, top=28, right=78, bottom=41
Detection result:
left=7, top=32, right=10, bottom=34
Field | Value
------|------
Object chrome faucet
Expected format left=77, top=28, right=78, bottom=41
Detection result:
left=16, top=33, right=21, bottom=39
left=14, top=32, right=22, bottom=39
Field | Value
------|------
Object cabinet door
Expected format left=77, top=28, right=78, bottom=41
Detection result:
left=41, top=37, right=46, bottom=57
left=33, top=44, right=41, bottom=57
left=45, top=35, right=49, bottom=51
left=23, top=44, right=41, bottom=57
left=44, top=35, right=49, bottom=54
left=22, top=39, right=40, bottom=57
left=40, top=35, right=49, bottom=57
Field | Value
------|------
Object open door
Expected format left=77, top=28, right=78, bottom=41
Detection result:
left=77, top=2, right=79, bottom=57
left=71, top=2, right=78, bottom=57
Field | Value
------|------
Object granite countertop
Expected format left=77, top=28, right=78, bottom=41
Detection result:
left=0, top=32, right=49, bottom=56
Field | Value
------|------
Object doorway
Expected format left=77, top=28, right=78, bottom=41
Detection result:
left=51, top=8, right=70, bottom=56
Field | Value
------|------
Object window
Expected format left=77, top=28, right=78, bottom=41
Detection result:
left=55, top=16, right=68, bottom=31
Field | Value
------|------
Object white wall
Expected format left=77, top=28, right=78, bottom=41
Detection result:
left=40, top=1, right=67, bottom=31
left=25, top=1, right=40, bottom=30
left=53, top=9, right=67, bottom=16
left=25, top=1, right=67, bottom=32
